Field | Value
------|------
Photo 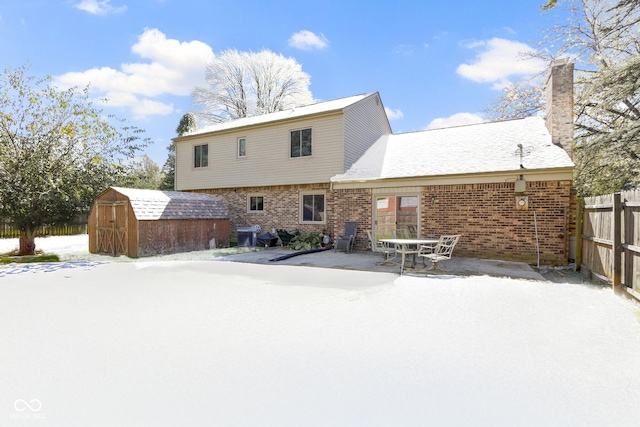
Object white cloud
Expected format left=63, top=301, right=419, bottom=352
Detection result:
left=98, top=92, right=174, bottom=120
left=456, top=38, right=545, bottom=89
left=54, top=28, right=214, bottom=119
left=385, top=107, right=404, bottom=120
left=288, top=30, right=329, bottom=50
left=75, top=0, right=127, bottom=15
left=425, top=112, right=485, bottom=130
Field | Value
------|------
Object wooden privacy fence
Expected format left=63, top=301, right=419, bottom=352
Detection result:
left=0, top=221, right=88, bottom=239
left=580, top=190, right=640, bottom=300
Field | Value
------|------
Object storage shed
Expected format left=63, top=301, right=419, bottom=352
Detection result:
left=88, top=187, right=229, bottom=257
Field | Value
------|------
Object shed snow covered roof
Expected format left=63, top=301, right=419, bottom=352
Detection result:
left=332, top=116, right=574, bottom=182
left=181, top=93, right=373, bottom=137
left=110, top=187, right=228, bottom=220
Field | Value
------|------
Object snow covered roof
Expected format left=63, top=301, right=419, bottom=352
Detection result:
left=110, top=187, right=229, bottom=220
left=332, top=116, right=574, bottom=182
left=182, top=93, right=373, bottom=136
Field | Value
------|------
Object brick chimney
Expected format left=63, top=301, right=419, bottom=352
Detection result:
left=544, top=59, right=574, bottom=158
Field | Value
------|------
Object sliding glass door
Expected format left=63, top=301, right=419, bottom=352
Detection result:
left=374, top=195, right=419, bottom=239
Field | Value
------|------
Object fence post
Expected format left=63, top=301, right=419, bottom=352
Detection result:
left=575, top=197, right=584, bottom=270
left=613, top=193, right=622, bottom=294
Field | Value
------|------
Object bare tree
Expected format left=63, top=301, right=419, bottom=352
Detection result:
left=192, top=49, right=313, bottom=124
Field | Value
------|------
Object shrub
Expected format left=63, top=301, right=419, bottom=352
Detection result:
left=0, top=254, right=60, bottom=264
left=290, top=232, right=323, bottom=251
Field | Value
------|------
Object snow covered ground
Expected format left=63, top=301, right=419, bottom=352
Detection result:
left=1, top=236, right=640, bottom=426
left=0, top=234, right=246, bottom=263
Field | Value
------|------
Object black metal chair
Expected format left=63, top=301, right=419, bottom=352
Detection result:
left=334, top=222, right=357, bottom=253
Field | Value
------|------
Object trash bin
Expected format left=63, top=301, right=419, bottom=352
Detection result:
left=237, top=225, right=261, bottom=246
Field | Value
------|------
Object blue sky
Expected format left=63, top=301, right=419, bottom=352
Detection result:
left=0, top=0, right=559, bottom=166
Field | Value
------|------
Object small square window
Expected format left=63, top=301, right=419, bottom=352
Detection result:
left=238, top=138, right=246, bottom=158
left=194, top=144, right=208, bottom=168
left=249, top=195, right=264, bottom=212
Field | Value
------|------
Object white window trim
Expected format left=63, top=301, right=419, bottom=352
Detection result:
left=193, top=143, right=209, bottom=169
left=290, top=127, right=313, bottom=158
left=238, top=137, right=246, bottom=158
left=299, top=190, right=326, bottom=224
left=247, top=194, right=265, bottom=213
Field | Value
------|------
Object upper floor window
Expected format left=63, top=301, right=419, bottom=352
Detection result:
left=290, top=128, right=312, bottom=158
left=238, top=138, right=246, bottom=158
left=194, top=144, right=208, bottom=168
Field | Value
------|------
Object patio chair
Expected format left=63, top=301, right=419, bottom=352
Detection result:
left=334, top=222, right=357, bottom=253
left=366, top=230, right=396, bottom=264
left=418, top=235, right=460, bottom=270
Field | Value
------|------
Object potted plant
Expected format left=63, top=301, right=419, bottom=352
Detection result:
left=321, top=228, right=332, bottom=247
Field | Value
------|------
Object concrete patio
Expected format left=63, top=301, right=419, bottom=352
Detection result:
left=216, top=246, right=575, bottom=282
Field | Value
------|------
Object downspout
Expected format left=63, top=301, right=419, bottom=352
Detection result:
left=533, top=209, right=540, bottom=269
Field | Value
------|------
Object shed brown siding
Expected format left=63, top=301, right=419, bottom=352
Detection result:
left=137, top=218, right=229, bottom=257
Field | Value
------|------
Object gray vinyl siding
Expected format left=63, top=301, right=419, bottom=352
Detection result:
left=176, top=113, right=345, bottom=190
left=343, top=93, right=392, bottom=170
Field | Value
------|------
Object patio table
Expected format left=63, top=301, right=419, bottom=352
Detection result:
left=380, top=238, right=438, bottom=274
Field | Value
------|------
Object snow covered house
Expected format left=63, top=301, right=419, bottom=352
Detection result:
left=174, top=61, right=575, bottom=265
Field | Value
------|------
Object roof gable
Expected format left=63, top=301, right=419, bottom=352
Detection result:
left=110, top=187, right=229, bottom=220
left=332, top=116, right=574, bottom=182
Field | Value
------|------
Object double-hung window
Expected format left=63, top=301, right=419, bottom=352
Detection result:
left=238, top=138, right=246, bottom=158
left=194, top=144, right=208, bottom=168
left=248, top=195, right=264, bottom=212
left=290, top=128, right=312, bottom=158
left=301, top=193, right=325, bottom=223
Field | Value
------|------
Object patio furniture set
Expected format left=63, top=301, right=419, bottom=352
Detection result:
left=270, top=222, right=459, bottom=274
left=334, top=222, right=460, bottom=274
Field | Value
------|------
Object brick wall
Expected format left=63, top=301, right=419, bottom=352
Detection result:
left=195, top=179, right=574, bottom=265
left=195, top=184, right=332, bottom=241
left=419, top=181, right=573, bottom=265
left=329, top=188, right=372, bottom=245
